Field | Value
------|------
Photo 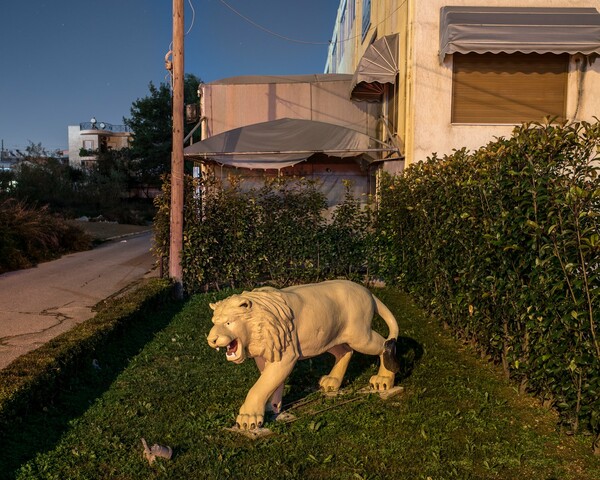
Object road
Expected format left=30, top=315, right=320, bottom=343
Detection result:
left=0, top=231, right=157, bottom=369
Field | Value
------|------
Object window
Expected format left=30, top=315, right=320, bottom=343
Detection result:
left=82, top=140, right=94, bottom=150
left=451, top=53, right=568, bottom=124
left=361, top=0, right=371, bottom=41
left=339, top=4, right=346, bottom=61
left=339, top=1, right=356, bottom=63
left=331, top=40, right=338, bottom=67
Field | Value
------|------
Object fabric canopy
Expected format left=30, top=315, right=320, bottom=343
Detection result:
left=350, top=34, right=399, bottom=102
left=208, top=73, right=353, bottom=85
left=439, top=6, right=600, bottom=62
left=183, top=118, right=380, bottom=170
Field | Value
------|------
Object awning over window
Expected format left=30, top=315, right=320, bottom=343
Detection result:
left=439, top=7, right=600, bottom=63
left=350, top=34, right=399, bottom=102
left=183, top=118, right=390, bottom=170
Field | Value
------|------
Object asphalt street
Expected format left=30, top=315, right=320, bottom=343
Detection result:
left=0, top=231, right=157, bottom=369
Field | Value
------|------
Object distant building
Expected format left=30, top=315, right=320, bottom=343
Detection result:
left=0, top=150, right=18, bottom=171
left=67, top=118, right=133, bottom=167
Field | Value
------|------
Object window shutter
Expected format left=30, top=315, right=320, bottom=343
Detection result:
left=452, top=53, right=568, bottom=124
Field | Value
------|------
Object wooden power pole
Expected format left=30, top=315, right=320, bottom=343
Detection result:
left=170, top=0, right=185, bottom=298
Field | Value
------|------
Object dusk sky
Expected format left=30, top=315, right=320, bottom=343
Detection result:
left=0, top=0, right=340, bottom=152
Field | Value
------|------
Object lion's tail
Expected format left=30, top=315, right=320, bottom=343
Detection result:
left=373, top=295, right=399, bottom=341
left=373, top=294, right=401, bottom=373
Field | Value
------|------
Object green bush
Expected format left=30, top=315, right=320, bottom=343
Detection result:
left=375, top=121, right=600, bottom=436
left=0, top=198, right=92, bottom=273
left=9, top=158, right=155, bottom=224
left=153, top=174, right=373, bottom=293
left=0, top=279, right=173, bottom=429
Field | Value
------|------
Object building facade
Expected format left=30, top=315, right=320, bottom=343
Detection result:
left=325, top=0, right=600, bottom=168
left=67, top=118, right=132, bottom=167
left=184, top=74, right=391, bottom=208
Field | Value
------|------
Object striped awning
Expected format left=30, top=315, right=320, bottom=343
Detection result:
left=350, top=34, right=399, bottom=102
left=439, top=7, right=600, bottom=63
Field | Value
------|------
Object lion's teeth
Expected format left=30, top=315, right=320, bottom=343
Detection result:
left=216, top=347, right=220, bottom=351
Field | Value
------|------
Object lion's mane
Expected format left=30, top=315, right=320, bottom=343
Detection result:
left=213, top=287, right=297, bottom=362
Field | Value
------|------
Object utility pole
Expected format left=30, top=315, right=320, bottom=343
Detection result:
left=170, top=0, right=185, bottom=298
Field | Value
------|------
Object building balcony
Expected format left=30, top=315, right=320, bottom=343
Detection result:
left=79, top=121, right=132, bottom=136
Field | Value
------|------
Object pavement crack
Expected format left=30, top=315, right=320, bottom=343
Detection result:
left=0, top=307, right=73, bottom=347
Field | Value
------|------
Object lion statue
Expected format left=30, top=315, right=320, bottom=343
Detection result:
left=207, top=279, right=400, bottom=431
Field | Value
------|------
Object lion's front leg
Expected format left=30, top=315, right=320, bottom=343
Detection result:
left=254, top=357, right=284, bottom=414
left=238, top=357, right=296, bottom=430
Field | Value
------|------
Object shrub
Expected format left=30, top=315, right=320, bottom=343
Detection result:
left=0, top=278, right=173, bottom=428
left=0, top=198, right=92, bottom=273
left=375, top=121, right=600, bottom=436
left=153, top=174, right=372, bottom=292
left=10, top=158, right=155, bottom=224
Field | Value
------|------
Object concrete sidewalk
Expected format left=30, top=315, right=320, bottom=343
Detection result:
left=68, top=220, right=152, bottom=242
left=0, top=232, right=158, bottom=369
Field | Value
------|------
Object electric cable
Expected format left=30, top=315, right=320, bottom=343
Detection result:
left=218, top=0, right=328, bottom=44
left=218, top=0, right=407, bottom=47
left=186, top=0, right=196, bottom=35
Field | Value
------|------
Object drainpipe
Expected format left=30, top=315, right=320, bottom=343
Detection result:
left=403, top=0, right=414, bottom=166
left=572, top=54, right=587, bottom=121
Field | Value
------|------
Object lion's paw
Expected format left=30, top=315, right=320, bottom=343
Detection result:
left=369, top=374, right=394, bottom=391
left=236, top=413, right=264, bottom=431
left=319, top=375, right=342, bottom=392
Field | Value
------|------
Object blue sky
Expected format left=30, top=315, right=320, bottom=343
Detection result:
left=0, top=0, right=339, bottom=152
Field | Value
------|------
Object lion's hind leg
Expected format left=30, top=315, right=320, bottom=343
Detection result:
left=319, top=344, right=353, bottom=392
left=350, top=330, right=395, bottom=391
left=369, top=362, right=395, bottom=391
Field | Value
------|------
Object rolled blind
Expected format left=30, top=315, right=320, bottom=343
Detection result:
left=451, top=53, right=568, bottom=124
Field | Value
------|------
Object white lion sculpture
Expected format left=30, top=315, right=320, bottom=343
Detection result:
left=207, top=279, right=399, bottom=430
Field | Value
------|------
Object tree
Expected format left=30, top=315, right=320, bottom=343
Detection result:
left=124, top=74, right=202, bottom=188
left=0, top=169, right=14, bottom=196
left=14, top=141, right=62, bottom=164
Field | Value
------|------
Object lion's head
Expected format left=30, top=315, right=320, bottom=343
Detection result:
left=207, top=287, right=296, bottom=364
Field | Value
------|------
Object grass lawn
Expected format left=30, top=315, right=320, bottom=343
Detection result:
left=4, top=288, right=599, bottom=479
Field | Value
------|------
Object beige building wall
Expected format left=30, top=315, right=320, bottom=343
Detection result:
left=328, top=0, right=600, bottom=166
left=410, top=0, right=600, bottom=165
left=202, top=77, right=380, bottom=139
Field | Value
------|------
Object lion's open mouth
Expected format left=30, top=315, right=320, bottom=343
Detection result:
left=226, top=339, right=238, bottom=358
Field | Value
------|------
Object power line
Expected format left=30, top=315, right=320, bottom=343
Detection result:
left=186, top=0, right=196, bottom=35
left=217, top=0, right=407, bottom=48
left=217, top=0, right=331, bottom=45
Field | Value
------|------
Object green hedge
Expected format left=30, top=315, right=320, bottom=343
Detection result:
left=375, top=121, right=600, bottom=436
left=153, top=175, right=374, bottom=292
left=0, top=279, right=173, bottom=426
